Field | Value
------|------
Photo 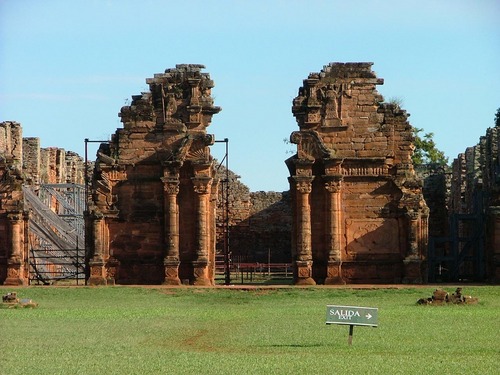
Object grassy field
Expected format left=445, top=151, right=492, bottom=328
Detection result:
left=0, top=285, right=498, bottom=375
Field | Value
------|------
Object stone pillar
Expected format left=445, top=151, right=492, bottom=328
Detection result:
left=162, top=177, right=181, bottom=285
left=4, top=212, right=26, bottom=285
left=192, top=177, right=213, bottom=286
left=403, top=210, right=424, bottom=283
left=324, top=176, right=344, bottom=284
left=88, top=213, right=107, bottom=285
left=293, top=176, right=315, bottom=285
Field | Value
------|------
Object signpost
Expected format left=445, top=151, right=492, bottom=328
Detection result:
left=326, top=305, right=378, bottom=345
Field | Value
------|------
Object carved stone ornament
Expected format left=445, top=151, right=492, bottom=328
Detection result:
left=324, top=176, right=342, bottom=193
left=91, top=266, right=103, bottom=277
left=162, top=177, right=180, bottom=195
left=294, top=178, right=313, bottom=194
left=7, top=267, right=19, bottom=278
left=192, top=177, right=213, bottom=194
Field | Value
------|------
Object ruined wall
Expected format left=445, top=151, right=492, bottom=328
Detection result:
left=23, top=138, right=41, bottom=185
left=1, top=121, right=85, bottom=285
left=0, top=121, right=27, bottom=285
left=213, top=163, right=291, bottom=264
left=416, top=164, right=451, bottom=239
left=287, top=63, right=428, bottom=285
left=88, top=65, right=221, bottom=285
left=449, top=124, right=500, bottom=282
left=23, top=138, right=85, bottom=186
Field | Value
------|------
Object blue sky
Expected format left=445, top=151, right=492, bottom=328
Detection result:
left=1, top=0, right=499, bottom=192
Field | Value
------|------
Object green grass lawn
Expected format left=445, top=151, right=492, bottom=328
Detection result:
left=0, top=285, right=498, bottom=375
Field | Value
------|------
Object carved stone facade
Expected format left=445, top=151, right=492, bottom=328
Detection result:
left=87, top=65, right=221, bottom=285
left=287, top=63, right=429, bottom=284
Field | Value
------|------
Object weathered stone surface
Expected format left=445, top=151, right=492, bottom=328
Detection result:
left=417, top=288, right=479, bottom=305
left=1, top=121, right=84, bottom=285
left=88, top=65, right=221, bottom=285
left=449, top=123, right=500, bottom=282
left=287, top=62, right=429, bottom=284
left=0, top=122, right=27, bottom=285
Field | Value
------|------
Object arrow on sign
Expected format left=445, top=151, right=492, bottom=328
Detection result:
left=365, top=313, right=372, bottom=319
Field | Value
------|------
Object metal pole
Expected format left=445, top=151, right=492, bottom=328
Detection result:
left=224, top=138, right=230, bottom=285
left=84, top=138, right=88, bottom=286
left=215, top=138, right=230, bottom=285
left=348, top=325, right=354, bottom=345
left=76, top=236, right=79, bottom=286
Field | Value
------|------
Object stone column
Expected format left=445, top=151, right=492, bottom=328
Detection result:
left=403, top=210, right=424, bottom=283
left=191, top=177, right=213, bottom=286
left=162, top=177, right=181, bottom=285
left=88, top=212, right=107, bottom=285
left=293, top=176, right=315, bottom=285
left=4, top=212, right=26, bottom=285
left=324, top=176, right=344, bottom=284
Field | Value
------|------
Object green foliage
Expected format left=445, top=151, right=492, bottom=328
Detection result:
left=412, top=127, right=448, bottom=166
left=495, top=107, right=500, bottom=127
left=1, top=286, right=498, bottom=375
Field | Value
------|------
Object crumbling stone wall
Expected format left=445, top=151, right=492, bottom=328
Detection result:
left=88, top=65, right=221, bottom=285
left=22, top=138, right=85, bottom=186
left=227, top=190, right=291, bottom=264
left=22, top=138, right=41, bottom=185
left=0, top=121, right=27, bottom=285
left=214, top=164, right=291, bottom=264
left=1, top=121, right=85, bottom=285
left=449, top=124, right=500, bottom=282
left=287, top=63, right=428, bottom=285
left=416, top=164, right=451, bottom=239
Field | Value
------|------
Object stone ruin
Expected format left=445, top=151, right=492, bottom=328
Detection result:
left=87, top=64, right=221, bottom=285
left=418, top=122, right=500, bottom=282
left=1, top=62, right=499, bottom=286
left=287, top=63, right=429, bottom=284
left=0, top=121, right=85, bottom=285
left=417, top=287, right=479, bottom=305
left=449, top=126, right=500, bottom=282
left=1, top=291, right=38, bottom=308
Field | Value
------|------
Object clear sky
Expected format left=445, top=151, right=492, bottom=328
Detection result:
left=1, top=0, right=499, bottom=192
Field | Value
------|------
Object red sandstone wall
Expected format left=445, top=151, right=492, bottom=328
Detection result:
left=288, top=63, right=428, bottom=285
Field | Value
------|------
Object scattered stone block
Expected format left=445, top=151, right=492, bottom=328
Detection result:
left=417, top=288, right=478, bottom=305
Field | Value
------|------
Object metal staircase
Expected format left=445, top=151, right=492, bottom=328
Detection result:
left=23, top=184, right=85, bottom=284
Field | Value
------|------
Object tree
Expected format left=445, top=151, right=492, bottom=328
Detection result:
left=494, top=107, right=500, bottom=127
left=411, top=127, right=448, bottom=166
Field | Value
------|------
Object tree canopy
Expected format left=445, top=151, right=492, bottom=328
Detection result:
left=411, top=127, right=448, bottom=166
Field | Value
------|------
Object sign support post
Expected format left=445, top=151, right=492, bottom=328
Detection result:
left=348, top=324, right=354, bottom=346
left=326, top=305, right=378, bottom=345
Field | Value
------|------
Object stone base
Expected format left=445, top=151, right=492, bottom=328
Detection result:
left=163, top=263, right=181, bottom=285
left=88, top=276, right=107, bottom=286
left=4, top=261, right=27, bottom=286
left=402, top=258, right=425, bottom=284
left=324, top=262, right=345, bottom=285
left=4, top=276, right=27, bottom=286
left=192, top=261, right=212, bottom=286
left=294, top=261, right=316, bottom=285
left=87, top=260, right=107, bottom=286
left=295, top=277, right=316, bottom=285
